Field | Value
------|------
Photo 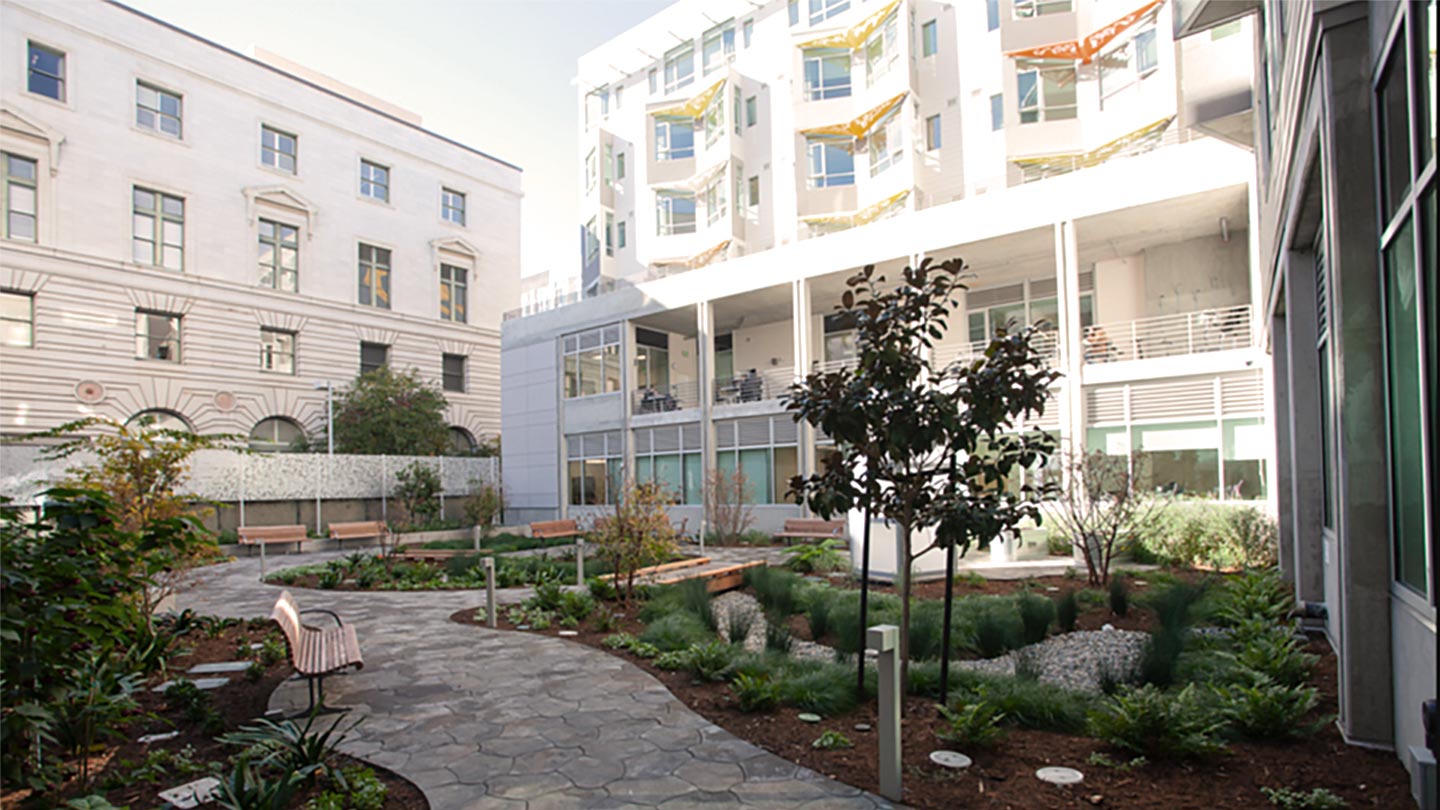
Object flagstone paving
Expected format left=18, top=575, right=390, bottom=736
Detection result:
left=178, top=550, right=897, bottom=809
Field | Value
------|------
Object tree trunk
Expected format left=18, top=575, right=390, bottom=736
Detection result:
left=897, top=522, right=912, bottom=688
left=857, top=500, right=872, bottom=701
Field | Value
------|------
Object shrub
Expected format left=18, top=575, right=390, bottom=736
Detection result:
left=732, top=672, right=782, bottom=712
left=332, top=366, right=448, bottom=455
left=1227, top=624, right=1318, bottom=688
left=686, top=640, right=738, bottom=682
left=961, top=677, right=1089, bottom=733
left=1087, top=684, right=1228, bottom=758
left=907, top=599, right=947, bottom=661
left=310, top=765, right=388, bottom=810
left=725, top=606, right=757, bottom=646
left=1215, top=677, right=1326, bottom=739
left=587, top=576, right=618, bottom=602
left=905, top=660, right=943, bottom=698
left=641, top=612, right=713, bottom=652
left=1109, top=576, right=1130, bottom=616
left=602, top=633, right=637, bottom=650
left=705, top=467, right=756, bottom=544
left=556, top=590, right=595, bottom=622
left=678, top=578, right=717, bottom=633
left=212, top=758, right=303, bottom=810
left=592, top=481, right=681, bottom=603
left=592, top=608, right=619, bottom=633
left=1139, top=581, right=1206, bottom=688
left=786, top=538, right=849, bottom=574
left=936, top=702, right=1006, bottom=749
left=1219, top=507, right=1279, bottom=569
left=220, top=712, right=360, bottom=781
left=1213, top=568, right=1293, bottom=626
left=393, top=461, right=443, bottom=530
left=1259, top=786, right=1347, bottom=810
left=1016, top=593, right=1055, bottom=646
left=1055, top=591, right=1079, bottom=632
left=745, top=567, right=804, bottom=616
left=776, top=665, right=856, bottom=715
left=971, top=606, right=1023, bottom=659
left=463, top=479, right=503, bottom=534
left=654, top=650, right=689, bottom=671
left=812, top=730, right=854, bottom=750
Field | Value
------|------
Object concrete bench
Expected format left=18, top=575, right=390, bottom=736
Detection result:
left=238, top=524, right=307, bottom=576
left=530, top=519, right=582, bottom=541
left=328, top=520, right=391, bottom=552
left=773, top=518, right=847, bottom=545
left=270, top=590, right=363, bottom=716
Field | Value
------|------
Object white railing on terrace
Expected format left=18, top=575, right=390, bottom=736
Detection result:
left=1083, top=305, right=1252, bottom=364
left=932, top=330, right=1061, bottom=369
left=633, top=380, right=700, bottom=414
left=714, top=367, right=794, bottom=405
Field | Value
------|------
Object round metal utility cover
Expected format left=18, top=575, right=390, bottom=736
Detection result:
left=1035, top=767, right=1084, bottom=785
left=929, top=751, right=972, bottom=769
left=853, top=723, right=873, bottom=732
left=797, top=713, right=822, bottom=723
left=558, top=630, right=578, bottom=637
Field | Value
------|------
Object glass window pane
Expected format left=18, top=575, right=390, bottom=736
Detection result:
left=585, top=459, right=609, bottom=506
left=568, top=460, right=586, bottom=505
left=1379, top=49, right=1413, bottom=220
left=579, top=350, right=602, bottom=396
left=1384, top=218, right=1427, bottom=592
left=162, top=196, right=183, bottom=217
left=740, top=448, right=771, bottom=504
left=654, top=454, right=682, bottom=501
left=133, top=213, right=153, bottom=239
left=684, top=453, right=703, bottom=505
left=7, top=156, right=36, bottom=181
left=162, top=221, right=183, bottom=245
left=162, top=246, right=182, bottom=269
left=8, top=213, right=35, bottom=241
left=772, top=446, right=798, bottom=504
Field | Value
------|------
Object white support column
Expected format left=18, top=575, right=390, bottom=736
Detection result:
left=791, top=278, right=814, bottom=507
left=696, top=301, right=715, bottom=543
left=1055, top=221, right=1085, bottom=450
left=621, top=322, right=635, bottom=487
left=557, top=336, right=570, bottom=521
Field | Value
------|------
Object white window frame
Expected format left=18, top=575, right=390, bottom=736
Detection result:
left=136, top=81, right=182, bottom=139
left=562, top=326, right=622, bottom=399
left=259, top=327, right=296, bottom=375
left=868, top=115, right=904, bottom=177
left=132, top=186, right=184, bottom=271
left=804, top=49, right=852, bottom=101
left=3, top=153, right=39, bottom=243
left=1013, top=0, right=1072, bottom=18
left=1, top=290, right=34, bottom=348
left=441, top=188, right=466, bottom=225
left=1016, top=61, right=1078, bottom=124
left=807, top=136, right=855, bottom=188
left=703, top=20, right=736, bottom=75
left=865, top=12, right=900, bottom=86
left=360, top=159, right=390, bottom=202
left=656, top=190, right=697, bottom=236
left=704, top=178, right=727, bottom=226
left=439, top=264, right=468, bottom=323
left=654, top=117, right=696, bottom=161
left=135, top=309, right=181, bottom=363
left=809, top=0, right=850, bottom=26
left=663, top=41, right=695, bottom=94
left=26, top=41, right=65, bottom=103
left=260, top=125, right=298, bottom=174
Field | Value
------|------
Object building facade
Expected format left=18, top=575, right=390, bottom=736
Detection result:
left=1177, top=0, right=1435, bottom=801
left=0, top=0, right=521, bottom=452
left=503, top=0, right=1271, bottom=574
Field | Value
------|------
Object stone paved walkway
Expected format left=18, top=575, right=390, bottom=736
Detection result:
left=178, top=551, right=896, bottom=809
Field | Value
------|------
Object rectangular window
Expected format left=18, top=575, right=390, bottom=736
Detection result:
left=563, top=326, right=621, bottom=399
left=605, top=212, right=615, bottom=256
left=990, top=93, right=1004, bottom=130
left=442, top=353, right=466, bottom=393
left=358, top=244, right=391, bottom=309
left=261, top=125, right=297, bottom=173
left=809, top=0, right=849, bottom=26
left=987, top=0, right=1000, bottom=30
left=360, top=341, right=388, bottom=375
left=925, top=114, right=942, bottom=150
left=135, top=310, right=180, bottom=362
left=1016, top=61, right=1077, bottom=123
left=703, top=21, right=735, bottom=74
left=585, top=149, right=597, bottom=192
left=703, top=92, right=726, bottom=148
left=648, top=67, right=658, bottom=94
left=257, top=219, right=299, bottom=292
left=789, top=0, right=800, bottom=25
left=599, top=86, right=610, bottom=116
left=1383, top=219, right=1427, bottom=592
left=656, top=190, right=697, bottom=235
left=1014, top=0, right=1072, bottom=18
left=747, top=175, right=760, bottom=208
left=568, top=432, right=623, bottom=505
left=743, top=19, right=754, bottom=47
left=921, top=20, right=938, bottom=57
left=1, top=290, right=34, bottom=348
left=634, top=327, right=670, bottom=391
left=603, top=144, right=614, bottom=185
left=654, top=117, right=696, bottom=160
left=3, top=153, right=38, bottom=242
left=617, top=220, right=627, bottom=249
left=663, top=41, right=695, bottom=93
left=616, top=151, right=626, bottom=181
left=806, top=136, right=855, bottom=187
left=585, top=217, right=599, bottom=264
left=868, top=115, right=904, bottom=176
left=259, top=328, right=295, bottom=374
left=734, top=87, right=742, bottom=135
left=804, top=49, right=852, bottom=100
left=360, top=159, right=389, bottom=202
left=442, top=188, right=466, bottom=225
left=27, top=42, right=64, bottom=101
left=704, top=178, right=727, bottom=226
left=136, top=82, right=182, bottom=138
left=131, top=187, right=184, bottom=270
left=439, top=264, right=467, bottom=323
left=745, top=96, right=758, bottom=127
left=1134, top=27, right=1158, bottom=74
left=865, top=12, right=900, bottom=85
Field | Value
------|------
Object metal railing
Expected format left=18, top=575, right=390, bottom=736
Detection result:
left=931, top=330, right=1060, bottom=369
left=633, top=380, right=700, bottom=414
left=1083, top=304, right=1252, bottom=364
left=714, top=367, right=794, bottom=405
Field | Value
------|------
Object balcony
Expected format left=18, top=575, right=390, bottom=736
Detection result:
left=933, top=330, right=1061, bottom=369
left=634, top=381, right=700, bottom=415
left=714, top=367, right=793, bottom=406
left=1083, top=304, right=1251, bottom=364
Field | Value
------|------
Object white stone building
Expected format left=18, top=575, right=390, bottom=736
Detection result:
left=0, top=0, right=521, bottom=452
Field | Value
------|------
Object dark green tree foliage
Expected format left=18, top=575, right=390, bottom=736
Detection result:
left=786, top=258, right=1060, bottom=673
left=333, top=366, right=449, bottom=455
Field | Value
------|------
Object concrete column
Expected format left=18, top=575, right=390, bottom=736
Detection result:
left=1282, top=252, right=1324, bottom=603
left=1270, top=310, right=1297, bottom=582
left=1054, top=221, right=1085, bottom=450
left=557, top=335, right=570, bottom=521
left=868, top=624, right=902, bottom=802
left=792, top=278, right=815, bottom=503
left=483, top=556, right=497, bottom=628
left=621, top=322, right=635, bottom=487
left=696, top=301, right=715, bottom=541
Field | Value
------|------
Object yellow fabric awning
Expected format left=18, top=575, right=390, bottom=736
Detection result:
left=1010, top=117, right=1173, bottom=171
left=651, top=79, right=726, bottom=119
left=689, top=240, right=731, bottom=269
left=798, top=0, right=901, bottom=50
left=801, top=190, right=911, bottom=228
left=800, top=92, right=908, bottom=138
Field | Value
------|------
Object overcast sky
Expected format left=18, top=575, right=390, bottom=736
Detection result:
left=123, top=0, right=672, bottom=282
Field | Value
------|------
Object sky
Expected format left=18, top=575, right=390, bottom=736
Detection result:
left=123, top=0, right=673, bottom=282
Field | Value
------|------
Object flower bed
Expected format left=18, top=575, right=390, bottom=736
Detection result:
left=265, top=549, right=614, bottom=591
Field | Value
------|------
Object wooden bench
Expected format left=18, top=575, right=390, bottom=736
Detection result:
left=270, top=590, right=364, bottom=716
left=530, top=519, right=583, bottom=541
left=328, top=520, right=391, bottom=553
left=238, top=525, right=308, bottom=577
left=773, top=519, right=847, bottom=545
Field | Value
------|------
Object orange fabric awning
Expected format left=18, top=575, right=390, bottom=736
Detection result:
left=1005, top=0, right=1165, bottom=64
left=689, top=240, right=731, bottom=269
left=799, top=92, right=909, bottom=138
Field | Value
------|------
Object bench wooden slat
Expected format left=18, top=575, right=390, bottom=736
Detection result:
left=271, top=591, right=363, bottom=678
left=238, top=525, right=308, bottom=544
left=530, top=519, right=582, bottom=539
left=328, top=520, right=389, bottom=540
left=773, top=519, right=847, bottom=545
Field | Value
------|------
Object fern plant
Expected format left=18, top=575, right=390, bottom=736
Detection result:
left=1086, top=684, right=1227, bottom=758
left=935, top=702, right=1006, bottom=749
left=1215, top=676, right=1327, bottom=739
left=732, top=672, right=782, bottom=712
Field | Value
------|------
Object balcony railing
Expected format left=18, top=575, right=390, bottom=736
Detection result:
left=714, top=367, right=794, bottom=405
left=932, top=330, right=1061, bottom=369
left=1083, top=304, right=1252, bottom=364
left=633, top=381, right=700, bottom=414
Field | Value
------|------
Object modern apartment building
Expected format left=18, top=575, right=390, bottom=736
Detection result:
left=504, top=0, right=1268, bottom=563
left=0, top=0, right=521, bottom=453
left=1176, top=0, right=1435, bottom=801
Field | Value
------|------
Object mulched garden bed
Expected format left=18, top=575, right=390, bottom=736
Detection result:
left=1, top=621, right=426, bottom=810
left=449, top=582, right=1413, bottom=810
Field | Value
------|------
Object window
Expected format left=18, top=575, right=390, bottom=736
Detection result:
left=1013, top=0, right=1071, bottom=18
left=656, top=190, right=697, bottom=235
left=442, top=188, right=466, bottom=225
left=257, top=219, right=299, bottom=292
left=585, top=217, right=600, bottom=264
left=1, top=291, right=33, bottom=347
left=449, top=427, right=478, bottom=455
left=806, top=136, right=855, bottom=187
left=804, top=49, right=851, bottom=100
left=358, top=244, right=391, bottom=309
left=866, top=12, right=900, bottom=85
left=747, top=176, right=760, bottom=208
left=635, top=327, right=670, bottom=392
left=704, top=178, right=727, bottom=226
left=745, top=96, right=758, bottom=127
left=615, top=151, right=627, bottom=181
left=703, top=21, right=735, bottom=74
left=1134, top=27, right=1158, bottom=74
left=714, top=417, right=800, bottom=504
left=617, top=220, right=627, bottom=249
left=663, top=41, right=695, bottom=93
left=442, top=353, right=466, bottom=392
left=3, top=153, right=38, bottom=242
left=440, top=264, right=467, bottom=323
left=703, top=92, right=725, bottom=148
left=567, top=431, right=623, bottom=506
left=632, top=426, right=701, bottom=503
left=1099, top=26, right=1159, bottom=104
left=26, top=42, right=64, bottom=101
left=868, top=115, right=904, bottom=176
left=733, top=87, right=742, bottom=135
left=987, top=0, right=1000, bottom=31
left=789, top=0, right=800, bottom=26
left=990, top=93, right=1004, bottom=130
left=585, top=149, right=597, bottom=192
left=249, top=417, right=304, bottom=452
left=603, top=144, right=614, bottom=185
left=128, top=410, right=190, bottom=432
left=136, top=82, right=181, bottom=138
left=824, top=312, right=858, bottom=364
left=259, top=328, right=295, bottom=374
left=648, top=68, right=658, bottom=94
left=921, top=20, right=938, bottom=57
left=132, top=188, right=184, bottom=270
left=599, top=86, right=610, bottom=117
left=562, top=325, right=621, bottom=398
left=135, top=310, right=180, bottom=362
left=809, top=0, right=849, bottom=26
left=260, top=126, right=297, bottom=173
left=1016, top=60, right=1077, bottom=123
left=925, top=114, right=942, bottom=150
left=360, top=341, right=388, bottom=374
left=715, top=333, right=734, bottom=381
left=360, top=160, right=389, bottom=202
left=743, top=19, right=754, bottom=47
left=655, top=117, right=695, bottom=160
left=605, top=212, right=615, bottom=256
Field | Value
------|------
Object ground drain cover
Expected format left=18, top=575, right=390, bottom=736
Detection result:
left=1035, top=766, right=1084, bottom=785
left=558, top=630, right=578, bottom=637
left=929, top=750, right=972, bottom=769
left=797, top=713, right=822, bottom=723
left=188, top=661, right=251, bottom=675
left=152, top=677, right=229, bottom=692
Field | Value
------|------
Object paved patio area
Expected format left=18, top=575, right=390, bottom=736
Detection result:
left=178, top=551, right=897, bottom=809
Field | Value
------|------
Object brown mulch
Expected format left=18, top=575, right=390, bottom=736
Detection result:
left=1, top=623, right=425, bottom=810
left=449, top=579, right=1413, bottom=810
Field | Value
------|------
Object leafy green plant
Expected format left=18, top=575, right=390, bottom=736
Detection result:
left=1055, top=591, right=1078, bottom=632
left=317, top=568, right=344, bottom=590
left=587, top=576, right=618, bottom=602
left=332, top=366, right=449, bottom=456
left=220, top=713, right=361, bottom=782
left=678, top=578, right=717, bottom=633
left=1016, top=592, right=1055, bottom=645
left=1259, top=786, right=1347, bottom=810
left=685, top=640, right=738, bottom=682
left=971, top=606, right=1021, bottom=659
left=1086, top=752, right=1148, bottom=771
left=245, top=661, right=266, bottom=683
left=954, top=676, right=1089, bottom=733
left=1087, top=684, right=1227, bottom=758
left=1139, top=581, right=1206, bottom=688
left=1215, top=677, right=1326, bottom=739
left=592, top=481, right=681, bottom=603
left=54, top=656, right=143, bottom=787
left=786, top=538, right=848, bottom=574
left=1227, top=624, right=1318, bottom=687
left=394, top=461, right=443, bottom=531
left=306, top=765, right=387, bottom=810
left=654, top=650, right=690, bottom=671
left=592, top=608, right=619, bottom=633
left=602, top=633, right=637, bottom=650
left=812, top=730, right=854, bottom=750
left=260, top=637, right=288, bottom=667
left=732, top=672, right=782, bottom=712
left=1109, top=576, right=1130, bottom=616
left=936, top=702, right=1006, bottom=748
left=66, top=796, right=125, bottom=810
left=776, top=665, right=855, bottom=715
left=463, top=479, right=504, bottom=536
left=1214, top=568, right=1293, bottom=626
left=212, top=758, right=303, bottom=810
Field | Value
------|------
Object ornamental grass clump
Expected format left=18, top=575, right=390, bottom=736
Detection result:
left=745, top=566, right=805, bottom=616
left=1109, top=576, right=1130, bottom=617
left=641, top=612, right=713, bottom=652
left=1016, top=592, right=1055, bottom=645
left=1055, top=591, right=1079, bottom=632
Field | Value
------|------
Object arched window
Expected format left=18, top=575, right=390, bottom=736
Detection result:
left=249, top=417, right=306, bottom=452
left=448, top=426, right=477, bottom=455
left=126, top=409, right=192, bottom=433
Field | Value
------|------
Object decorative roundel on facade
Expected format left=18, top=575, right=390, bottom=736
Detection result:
left=213, top=391, right=237, bottom=412
left=74, top=380, right=105, bottom=403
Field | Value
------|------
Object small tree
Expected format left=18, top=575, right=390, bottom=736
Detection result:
left=464, top=478, right=504, bottom=534
left=592, top=481, right=680, bottom=604
left=393, top=461, right=443, bottom=530
left=1043, top=446, right=1165, bottom=586
left=333, top=366, right=449, bottom=456
left=704, top=468, right=755, bottom=544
